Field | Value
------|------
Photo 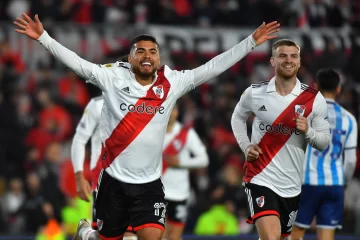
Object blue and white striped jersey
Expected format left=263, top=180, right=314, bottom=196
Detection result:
left=303, top=99, right=358, bottom=186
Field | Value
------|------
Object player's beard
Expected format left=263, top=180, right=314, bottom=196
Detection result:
left=132, top=64, right=157, bottom=80
left=276, top=65, right=299, bottom=80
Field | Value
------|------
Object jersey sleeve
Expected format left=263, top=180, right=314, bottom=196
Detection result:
left=231, top=87, right=253, bottom=154
left=37, top=31, right=118, bottom=92
left=71, top=99, right=101, bottom=173
left=166, top=35, right=257, bottom=98
left=305, top=92, right=331, bottom=151
left=179, top=128, right=209, bottom=168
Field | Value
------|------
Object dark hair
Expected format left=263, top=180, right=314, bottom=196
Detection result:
left=316, top=68, right=340, bottom=92
left=130, top=34, right=158, bottom=52
left=272, top=39, right=300, bottom=56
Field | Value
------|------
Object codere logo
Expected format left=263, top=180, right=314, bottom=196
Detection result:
left=259, top=122, right=301, bottom=135
left=120, top=102, right=165, bottom=114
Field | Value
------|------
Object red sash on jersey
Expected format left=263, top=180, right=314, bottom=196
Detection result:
left=100, top=66, right=171, bottom=169
left=244, top=88, right=318, bottom=182
left=162, top=125, right=191, bottom=174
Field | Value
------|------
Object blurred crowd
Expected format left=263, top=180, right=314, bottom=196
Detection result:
left=0, top=0, right=360, bottom=238
left=0, top=0, right=360, bottom=28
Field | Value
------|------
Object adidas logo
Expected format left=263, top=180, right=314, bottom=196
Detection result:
left=121, top=87, right=130, bottom=94
left=258, top=105, right=267, bottom=111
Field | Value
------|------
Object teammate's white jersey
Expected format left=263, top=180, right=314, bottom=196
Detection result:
left=162, top=122, right=209, bottom=201
left=232, top=78, right=330, bottom=197
left=304, top=99, right=358, bottom=186
left=38, top=30, right=257, bottom=184
left=71, top=96, right=103, bottom=172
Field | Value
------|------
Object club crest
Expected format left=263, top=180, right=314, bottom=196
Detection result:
left=295, top=105, right=306, bottom=117
left=256, top=196, right=265, bottom=207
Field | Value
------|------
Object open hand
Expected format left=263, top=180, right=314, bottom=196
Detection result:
left=252, top=21, right=280, bottom=45
left=14, top=13, right=44, bottom=40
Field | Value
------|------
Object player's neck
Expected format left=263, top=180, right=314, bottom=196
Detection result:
left=321, top=92, right=336, bottom=100
left=135, top=75, right=155, bottom=86
left=275, top=76, right=297, bottom=96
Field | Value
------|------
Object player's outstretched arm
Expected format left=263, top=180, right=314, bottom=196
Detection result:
left=13, top=13, right=110, bottom=91
left=190, top=21, right=280, bottom=87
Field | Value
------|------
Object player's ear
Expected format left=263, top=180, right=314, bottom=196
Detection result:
left=270, top=57, right=275, bottom=67
left=128, top=55, right=132, bottom=64
left=336, top=85, right=341, bottom=95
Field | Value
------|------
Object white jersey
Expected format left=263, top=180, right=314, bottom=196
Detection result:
left=162, top=122, right=209, bottom=201
left=304, top=99, right=358, bottom=186
left=231, top=78, right=330, bottom=197
left=71, top=96, right=103, bottom=172
left=38, top=30, right=257, bottom=184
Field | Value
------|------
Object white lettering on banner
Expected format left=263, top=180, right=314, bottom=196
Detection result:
left=0, top=24, right=356, bottom=69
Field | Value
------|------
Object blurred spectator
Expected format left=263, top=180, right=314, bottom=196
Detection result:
left=37, top=142, right=66, bottom=223
left=0, top=177, right=26, bottom=233
left=19, top=172, right=47, bottom=234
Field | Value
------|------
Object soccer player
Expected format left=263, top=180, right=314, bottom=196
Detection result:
left=231, top=39, right=331, bottom=240
left=14, top=13, right=280, bottom=240
left=71, top=95, right=138, bottom=240
left=161, top=104, right=209, bottom=240
left=71, top=95, right=104, bottom=228
left=290, top=69, right=358, bottom=240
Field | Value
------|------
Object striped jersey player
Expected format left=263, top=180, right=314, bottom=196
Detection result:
left=303, top=100, right=357, bottom=187
left=292, top=68, right=358, bottom=240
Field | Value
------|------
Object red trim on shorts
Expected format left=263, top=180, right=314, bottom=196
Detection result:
left=91, top=222, right=97, bottom=228
left=133, top=223, right=165, bottom=232
left=282, top=233, right=291, bottom=237
left=246, top=210, right=280, bottom=224
left=98, top=233, right=123, bottom=240
left=126, top=226, right=134, bottom=232
left=166, top=219, right=185, bottom=227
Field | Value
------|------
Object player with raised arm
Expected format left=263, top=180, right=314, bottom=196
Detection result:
left=161, top=104, right=209, bottom=240
left=14, top=13, right=280, bottom=240
left=231, top=39, right=331, bottom=240
left=290, top=69, right=358, bottom=240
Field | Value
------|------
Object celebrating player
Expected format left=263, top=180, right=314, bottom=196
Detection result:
left=14, top=13, right=280, bottom=240
left=231, top=39, right=331, bottom=240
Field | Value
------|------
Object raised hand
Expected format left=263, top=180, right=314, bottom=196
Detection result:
left=252, top=21, right=280, bottom=45
left=13, top=13, right=44, bottom=40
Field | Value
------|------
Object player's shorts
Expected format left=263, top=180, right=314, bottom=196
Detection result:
left=243, top=182, right=300, bottom=237
left=165, top=199, right=187, bottom=226
left=294, top=185, right=344, bottom=229
left=95, top=169, right=166, bottom=239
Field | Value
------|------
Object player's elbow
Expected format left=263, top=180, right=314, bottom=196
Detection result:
left=315, top=134, right=330, bottom=151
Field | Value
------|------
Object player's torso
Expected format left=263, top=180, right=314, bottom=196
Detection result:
left=162, top=122, right=191, bottom=201
left=249, top=80, right=317, bottom=197
left=99, top=65, right=178, bottom=183
left=305, top=102, right=351, bottom=186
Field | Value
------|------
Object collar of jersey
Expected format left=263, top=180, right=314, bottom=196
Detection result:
left=266, top=77, right=301, bottom=96
left=129, top=68, right=159, bottom=90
